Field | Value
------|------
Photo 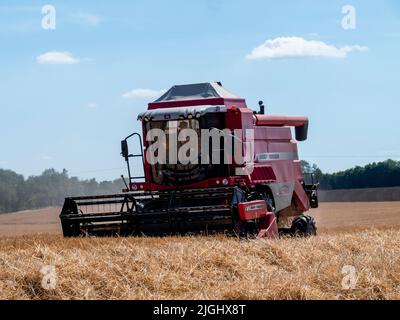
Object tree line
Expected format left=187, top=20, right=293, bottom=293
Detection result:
left=1, top=159, right=400, bottom=213
left=301, top=159, right=400, bottom=190
left=0, top=168, right=124, bottom=213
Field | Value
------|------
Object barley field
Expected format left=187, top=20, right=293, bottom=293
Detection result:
left=0, top=202, right=399, bottom=300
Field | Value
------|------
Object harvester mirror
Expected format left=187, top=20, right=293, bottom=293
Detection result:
left=121, top=140, right=129, bottom=159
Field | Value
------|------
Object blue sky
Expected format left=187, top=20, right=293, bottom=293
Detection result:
left=0, top=0, right=399, bottom=180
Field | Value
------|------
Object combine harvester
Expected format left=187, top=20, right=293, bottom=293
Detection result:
left=60, top=82, right=319, bottom=238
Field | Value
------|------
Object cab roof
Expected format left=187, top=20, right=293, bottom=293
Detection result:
left=148, top=82, right=246, bottom=110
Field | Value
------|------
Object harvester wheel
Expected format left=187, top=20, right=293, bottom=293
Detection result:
left=290, top=215, right=317, bottom=237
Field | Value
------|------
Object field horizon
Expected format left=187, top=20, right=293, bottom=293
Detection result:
left=1, top=202, right=400, bottom=236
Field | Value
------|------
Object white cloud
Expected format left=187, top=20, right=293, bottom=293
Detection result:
left=37, top=51, right=80, bottom=64
left=122, top=88, right=166, bottom=99
left=41, top=155, right=52, bottom=161
left=246, top=37, right=368, bottom=60
left=88, top=103, right=97, bottom=108
left=72, top=12, right=102, bottom=26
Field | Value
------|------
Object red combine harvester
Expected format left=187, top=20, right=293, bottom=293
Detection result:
left=60, top=82, right=318, bottom=237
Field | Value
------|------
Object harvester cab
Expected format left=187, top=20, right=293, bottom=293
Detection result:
left=60, top=82, right=319, bottom=238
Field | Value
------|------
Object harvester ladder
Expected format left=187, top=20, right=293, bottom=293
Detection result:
left=123, top=132, right=145, bottom=182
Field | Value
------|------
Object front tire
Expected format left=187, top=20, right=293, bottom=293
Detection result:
left=290, top=215, right=317, bottom=237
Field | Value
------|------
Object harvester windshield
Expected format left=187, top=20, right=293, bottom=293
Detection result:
left=146, top=119, right=203, bottom=185
left=145, top=115, right=230, bottom=186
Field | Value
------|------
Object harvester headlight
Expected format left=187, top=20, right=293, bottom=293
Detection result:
left=195, top=113, right=201, bottom=119
left=188, top=114, right=193, bottom=119
left=222, top=179, right=229, bottom=186
left=144, top=117, right=150, bottom=122
left=216, top=180, right=220, bottom=185
left=179, top=115, right=185, bottom=120
left=138, top=116, right=143, bottom=121
left=132, top=184, right=138, bottom=191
